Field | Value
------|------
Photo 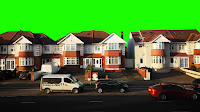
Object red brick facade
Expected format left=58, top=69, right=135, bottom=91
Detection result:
left=19, top=52, right=34, bottom=57
left=151, top=50, right=165, bottom=56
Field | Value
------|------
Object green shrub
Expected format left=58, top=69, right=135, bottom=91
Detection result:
left=197, top=67, right=200, bottom=72
left=85, top=64, right=93, bottom=73
left=190, top=65, right=196, bottom=71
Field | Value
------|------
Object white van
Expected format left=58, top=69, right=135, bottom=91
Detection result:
left=40, top=74, right=84, bottom=94
left=41, top=62, right=60, bottom=76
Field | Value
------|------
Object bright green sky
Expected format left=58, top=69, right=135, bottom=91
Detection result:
left=0, top=0, right=200, bottom=46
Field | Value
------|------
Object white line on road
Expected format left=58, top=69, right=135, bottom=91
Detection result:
left=157, top=100, right=173, bottom=103
left=21, top=102, right=36, bottom=104
left=89, top=101, right=103, bottom=103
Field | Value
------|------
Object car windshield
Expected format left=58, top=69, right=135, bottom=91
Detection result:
left=70, top=76, right=78, bottom=82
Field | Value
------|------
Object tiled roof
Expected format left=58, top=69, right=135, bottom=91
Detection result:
left=170, top=53, right=188, bottom=56
left=0, top=54, right=15, bottom=59
left=57, top=30, right=110, bottom=44
left=0, top=30, right=55, bottom=45
left=84, top=54, right=102, bottom=58
left=41, top=54, right=61, bottom=58
left=132, top=29, right=200, bottom=42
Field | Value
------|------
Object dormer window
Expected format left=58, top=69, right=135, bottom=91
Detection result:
left=172, top=32, right=176, bottom=34
left=165, top=32, right=169, bottom=35
left=150, top=32, right=154, bottom=35
left=87, top=33, right=90, bottom=36
left=179, top=32, right=183, bottom=34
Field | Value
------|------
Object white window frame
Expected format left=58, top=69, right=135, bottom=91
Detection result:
left=196, top=43, right=200, bottom=49
left=0, top=59, right=5, bottom=70
left=95, top=45, right=101, bottom=51
left=54, top=45, right=60, bottom=52
left=152, top=42, right=164, bottom=50
left=107, top=43, right=120, bottom=50
left=170, top=44, right=174, bottom=50
left=6, top=59, right=15, bottom=70
left=42, top=59, right=51, bottom=64
left=152, top=56, right=165, bottom=64
left=179, top=44, right=184, bottom=50
left=194, top=55, right=200, bottom=64
left=19, top=58, right=34, bottom=66
left=43, top=45, right=50, bottom=52
left=106, top=57, right=121, bottom=65
left=64, top=44, right=77, bottom=51
left=19, top=44, right=32, bottom=51
left=0, top=46, right=6, bottom=52
left=64, top=57, right=79, bottom=65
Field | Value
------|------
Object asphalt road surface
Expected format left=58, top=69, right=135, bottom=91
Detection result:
left=0, top=95, right=199, bottom=112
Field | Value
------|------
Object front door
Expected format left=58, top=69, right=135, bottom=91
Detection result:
left=93, top=58, right=102, bottom=69
left=170, top=57, right=174, bottom=68
left=83, top=58, right=92, bottom=68
left=6, top=59, right=15, bottom=70
left=180, top=57, right=189, bottom=68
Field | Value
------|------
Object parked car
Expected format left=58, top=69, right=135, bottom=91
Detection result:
left=40, top=74, right=84, bottom=94
left=148, top=83, right=199, bottom=101
left=192, top=79, right=200, bottom=92
left=19, top=71, right=31, bottom=80
left=95, top=79, right=128, bottom=93
left=0, top=70, right=6, bottom=80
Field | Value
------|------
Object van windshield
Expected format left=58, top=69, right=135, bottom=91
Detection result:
left=70, top=76, right=78, bottom=82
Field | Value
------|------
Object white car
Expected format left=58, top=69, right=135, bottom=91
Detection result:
left=40, top=74, right=84, bottom=94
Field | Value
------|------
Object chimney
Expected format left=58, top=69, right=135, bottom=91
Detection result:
left=121, top=31, right=123, bottom=39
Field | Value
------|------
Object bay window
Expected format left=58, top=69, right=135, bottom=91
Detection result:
left=0, top=59, right=5, bottom=70
left=64, top=57, right=79, bottom=65
left=20, top=44, right=32, bottom=51
left=194, top=55, right=200, bottom=64
left=152, top=56, right=165, bottom=64
left=107, top=43, right=120, bottom=50
left=19, top=58, right=34, bottom=66
left=196, top=43, right=200, bottom=49
left=106, top=57, right=121, bottom=65
left=152, top=42, right=164, bottom=49
left=64, top=44, right=76, bottom=51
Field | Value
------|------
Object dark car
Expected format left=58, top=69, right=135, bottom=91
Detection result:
left=4, top=70, right=15, bottom=79
left=148, top=83, right=199, bottom=101
left=0, top=70, right=6, bottom=80
left=19, top=71, right=31, bottom=80
left=95, top=79, right=128, bottom=93
left=192, top=79, right=200, bottom=92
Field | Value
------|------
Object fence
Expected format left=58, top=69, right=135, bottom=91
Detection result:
left=135, top=68, right=151, bottom=80
left=31, top=71, right=42, bottom=81
left=180, top=68, right=200, bottom=79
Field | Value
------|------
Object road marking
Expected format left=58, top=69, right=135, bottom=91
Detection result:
left=157, top=100, right=173, bottom=103
left=89, top=101, right=103, bottom=103
left=21, top=102, right=36, bottom=104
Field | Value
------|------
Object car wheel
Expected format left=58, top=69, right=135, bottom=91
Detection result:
left=120, top=88, right=125, bottom=93
left=191, top=93, right=198, bottom=101
left=159, top=93, right=167, bottom=101
left=72, top=88, right=79, bottom=94
left=44, top=88, right=51, bottom=94
left=97, top=88, right=103, bottom=93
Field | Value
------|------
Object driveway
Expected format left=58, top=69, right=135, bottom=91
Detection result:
left=126, top=69, right=195, bottom=87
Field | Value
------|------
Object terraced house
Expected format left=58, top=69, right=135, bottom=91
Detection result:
left=0, top=30, right=126, bottom=72
left=128, top=29, right=200, bottom=73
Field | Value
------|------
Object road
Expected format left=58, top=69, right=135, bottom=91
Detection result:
left=0, top=95, right=199, bottom=112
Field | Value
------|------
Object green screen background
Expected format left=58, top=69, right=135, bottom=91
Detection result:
left=0, top=0, right=199, bottom=46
